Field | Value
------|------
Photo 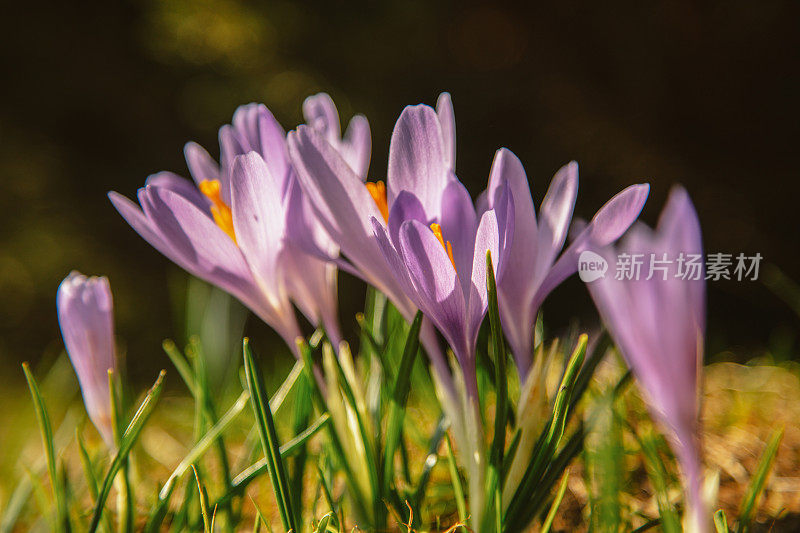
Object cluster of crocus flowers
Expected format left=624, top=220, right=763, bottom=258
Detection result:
left=95, top=89, right=711, bottom=530
left=57, top=272, right=117, bottom=448
left=109, top=95, right=369, bottom=353
left=586, top=186, right=708, bottom=532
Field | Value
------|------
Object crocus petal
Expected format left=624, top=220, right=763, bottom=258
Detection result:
left=342, top=114, right=371, bottom=178
left=387, top=104, right=448, bottom=218
left=389, top=190, right=428, bottom=246
left=303, top=92, right=341, bottom=145
left=534, top=161, right=578, bottom=278
left=109, top=191, right=172, bottom=256
left=398, top=220, right=468, bottom=358
left=468, top=209, right=501, bottom=339
left=145, top=171, right=210, bottom=214
left=586, top=186, right=707, bottom=532
left=184, top=142, right=220, bottom=186
left=288, top=126, right=388, bottom=279
left=230, top=152, right=286, bottom=300
left=57, top=272, right=116, bottom=447
left=436, top=92, right=456, bottom=171
left=440, top=179, right=478, bottom=284
left=533, top=183, right=650, bottom=310
left=140, top=185, right=256, bottom=304
left=585, top=183, right=651, bottom=246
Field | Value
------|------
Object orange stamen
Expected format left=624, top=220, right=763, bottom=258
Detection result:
left=366, top=180, right=389, bottom=223
left=199, top=180, right=236, bottom=243
left=430, top=223, right=457, bottom=272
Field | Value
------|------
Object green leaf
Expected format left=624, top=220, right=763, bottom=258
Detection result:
left=89, top=370, right=166, bottom=533
left=735, top=427, right=783, bottom=533
left=382, top=310, right=423, bottom=494
left=243, top=339, right=297, bottom=533
left=22, top=362, right=70, bottom=532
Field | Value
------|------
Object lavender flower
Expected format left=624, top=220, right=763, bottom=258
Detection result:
left=57, top=272, right=117, bottom=447
left=586, top=186, right=708, bottom=532
left=110, top=98, right=366, bottom=351
left=482, top=149, right=649, bottom=377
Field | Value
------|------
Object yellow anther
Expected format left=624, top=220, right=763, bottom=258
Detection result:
left=199, top=180, right=236, bottom=243
left=430, top=223, right=457, bottom=272
left=366, top=180, right=389, bottom=223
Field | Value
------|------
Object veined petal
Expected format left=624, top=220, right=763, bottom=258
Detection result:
left=139, top=185, right=256, bottom=302
left=389, top=190, right=428, bottom=246
left=535, top=161, right=578, bottom=277
left=398, top=220, right=468, bottom=357
left=109, top=191, right=172, bottom=256
left=585, top=183, right=650, bottom=246
left=387, top=104, right=448, bottom=218
left=440, top=179, right=478, bottom=286
left=288, top=125, right=387, bottom=276
left=469, top=209, right=500, bottom=337
left=230, top=152, right=287, bottom=301
left=533, top=183, right=650, bottom=311
left=436, top=92, right=456, bottom=171
left=229, top=104, right=291, bottom=191
left=145, top=171, right=210, bottom=214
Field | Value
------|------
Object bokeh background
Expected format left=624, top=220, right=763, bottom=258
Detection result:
left=1, top=1, right=798, bottom=385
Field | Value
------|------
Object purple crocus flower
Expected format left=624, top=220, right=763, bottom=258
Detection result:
left=586, top=186, right=708, bottom=532
left=57, top=272, right=117, bottom=447
left=482, top=149, right=650, bottom=378
left=288, top=93, right=460, bottom=392
left=110, top=99, right=367, bottom=351
left=372, top=183, right=513, bottom=401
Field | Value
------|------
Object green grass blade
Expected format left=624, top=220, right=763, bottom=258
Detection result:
left=162, top=339, right=197, bottom=396
left=192, top=465, right=212, bottom=533
left=445, top=434, right=467, bottom=532
left=243, top=339, right=297, bottom=533
left=505, top=335, right=587, bottom=529
left=637, top=430, right=681, bottom=533
left=486, top=252, right=508, bottom=474
left=540, top=469, right=570, bottom=533
left=22, top=362, right=70, bottom=532
left=89, top=370, right=166, bottom=533
left=715, top=509, right=729, bottom=533
left=382, top=310, right=423, bottom=494
left=735, top=427, right=783, bottom=533
left=159, top=390, right=250, bottom=500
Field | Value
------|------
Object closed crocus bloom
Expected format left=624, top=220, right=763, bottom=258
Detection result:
left=57, top=272, right=117, bottom=447
left=288, top=93, right=460, bottom=396
left=586, top=186, right=708, bottom=533
left=482, top=149, right=650, bottom=379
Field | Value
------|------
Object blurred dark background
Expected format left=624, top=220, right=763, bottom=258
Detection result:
left=1, top=1, right=798, bottom=385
